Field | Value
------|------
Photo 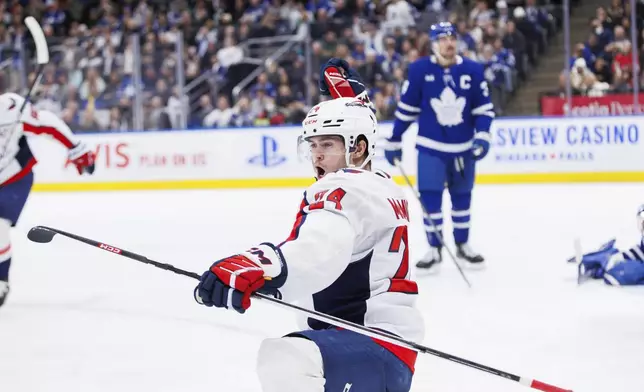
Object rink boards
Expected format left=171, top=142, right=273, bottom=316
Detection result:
left=28, top=114, right=644, bottom=191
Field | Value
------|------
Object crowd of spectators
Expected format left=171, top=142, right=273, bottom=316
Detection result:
left=559, top=0, right=644, bottom=97
left=0, top=0, right=563, bottom=132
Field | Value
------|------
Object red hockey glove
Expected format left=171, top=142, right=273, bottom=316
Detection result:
left=319, top=58, right=375, bottom=112
left=321, top=61, right=357, bottom=98
left=194, top=243, right=288, bottom=313
left=68, top=142, right=96, bottom=175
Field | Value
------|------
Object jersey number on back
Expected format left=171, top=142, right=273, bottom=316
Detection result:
left=388, top=226, right=417, bottom=294
left=309, top=188, right=346, bottom=211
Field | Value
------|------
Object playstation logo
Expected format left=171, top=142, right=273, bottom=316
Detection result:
left=248, top=135, right=287, bottom=167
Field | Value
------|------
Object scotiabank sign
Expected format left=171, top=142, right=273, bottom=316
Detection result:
left=541, top=93, right=644, bottom=116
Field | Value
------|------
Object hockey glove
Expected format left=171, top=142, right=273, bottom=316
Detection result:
left=384, top=136, right=403, bottom=166
left=319, top=58, right=374, bottom=111
left=194, top=243, right=287, bottom=314
left=471, top=132, right=491, bottom=161
left=578, top=239, right=619, bottom=281
left=68, top=142, right=96, bottom=175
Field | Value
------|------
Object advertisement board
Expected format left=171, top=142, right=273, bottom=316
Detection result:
left=27, top=115, right=644, bottom=192
left=477, top=115, right=644, bottom=183
left=29, top=128, right=314, bottom=190
left=540, top=93, right=644, bottom=116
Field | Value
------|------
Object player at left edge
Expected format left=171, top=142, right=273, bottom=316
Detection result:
left=0, top=92, right=96, bottom=307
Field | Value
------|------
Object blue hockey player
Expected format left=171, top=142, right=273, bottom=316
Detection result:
left=574, top=205, right=644, bottom=286
left=384, top=22, right=495, bottom=271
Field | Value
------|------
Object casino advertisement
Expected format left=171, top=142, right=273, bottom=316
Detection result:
left=477, top=116, right=644, bottom=175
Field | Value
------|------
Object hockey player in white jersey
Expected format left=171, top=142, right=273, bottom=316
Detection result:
left=195, top=96, right=424, bottom=392
left=574, top=205, right=644, bottom=286
left=0, top=92, right=95, bottom=306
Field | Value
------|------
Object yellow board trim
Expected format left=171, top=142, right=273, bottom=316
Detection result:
left=29, top=172, right=644, bottom=192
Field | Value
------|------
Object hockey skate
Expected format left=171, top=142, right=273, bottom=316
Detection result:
left=416, top=246, right=442, bottom=273
left=456, top=243, right=485, bottom=269
left=0, top=280, right=8, bottom=307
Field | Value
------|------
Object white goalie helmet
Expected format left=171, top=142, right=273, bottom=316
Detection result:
left=299, top=97, right=378, bottom=169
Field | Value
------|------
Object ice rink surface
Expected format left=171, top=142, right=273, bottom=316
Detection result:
left=1, top=183, right=644, bottom=392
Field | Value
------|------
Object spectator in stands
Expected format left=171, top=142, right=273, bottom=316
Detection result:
left=568, top=58, right=609, bottom=97
left=383, top=0, right=416, bottom=34
left=469, top=0, right=494, bottom=28
left=525, top=0, right=555, bottom=39
left=217, top=36, right=244, bottom=68
left=612, top=41, right=636, bottom=93
left=502, top=20, right=527, bottom=79
left=514, top=6, right=545, bottom=59
left=107, top=107, right=129, bottom=131
left=584, top=33, right=603, bottom=66
left=607, top=0, right=625, bottom=23
left=607, top=25, right=630, bottom=52
left=592, top=57, right=612, bottom=86
left=144, top=96, right=171, bottom=130
left=590, top=14, right=613, bottom=49
left=193, top=94, right=215, bottom=127
left=495, top=1, right=511, bottom=35
left=230, top=96, right=255, bottom=127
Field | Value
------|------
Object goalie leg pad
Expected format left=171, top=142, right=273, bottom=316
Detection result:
left=604, top=259, right=644, bottom=286
left=256, top=336, right=325, bottom=392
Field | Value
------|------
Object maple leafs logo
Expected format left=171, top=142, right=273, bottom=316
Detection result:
left=430, top=87, right=466, bottom=127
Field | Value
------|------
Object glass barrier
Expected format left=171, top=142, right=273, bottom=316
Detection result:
left=13, top=0, right=641, bottom=131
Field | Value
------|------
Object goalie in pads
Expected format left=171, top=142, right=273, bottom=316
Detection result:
left=574, top=205, right=644, bottom=286
left=195, top=95, right=424, bottom=391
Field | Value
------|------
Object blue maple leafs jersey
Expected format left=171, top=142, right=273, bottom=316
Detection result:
left=620, top=239, right=644, bottom=262
left=392, top=55, right=495, bottom=157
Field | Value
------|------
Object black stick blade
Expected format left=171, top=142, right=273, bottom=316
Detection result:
left=27, top=226, right=57, bottom=243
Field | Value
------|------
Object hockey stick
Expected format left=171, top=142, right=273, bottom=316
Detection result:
left=20, top=17, right=50, bottom=113
left=393, top=159, right=472, bottom=288
left=0, top=17, right=49, bottom=161
left=26, top=225, right=572, bottom=392
left=572, top=238, right=591, bottom=285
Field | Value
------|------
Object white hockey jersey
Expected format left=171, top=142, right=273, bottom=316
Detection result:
left=0, top=92, right=79, bottom=186
left=273, top=167, right=425, bottom=371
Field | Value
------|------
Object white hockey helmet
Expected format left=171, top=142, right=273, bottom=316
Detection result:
left=300, top=97, right=378, bottom=169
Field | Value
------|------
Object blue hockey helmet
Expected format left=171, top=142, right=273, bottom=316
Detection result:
left=637, top=205, right=644, bottom=234
left=429, top=22, right=457, bottom=41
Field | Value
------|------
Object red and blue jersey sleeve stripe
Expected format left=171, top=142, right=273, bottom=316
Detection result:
left=278, top=192, right=309, bottom=247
